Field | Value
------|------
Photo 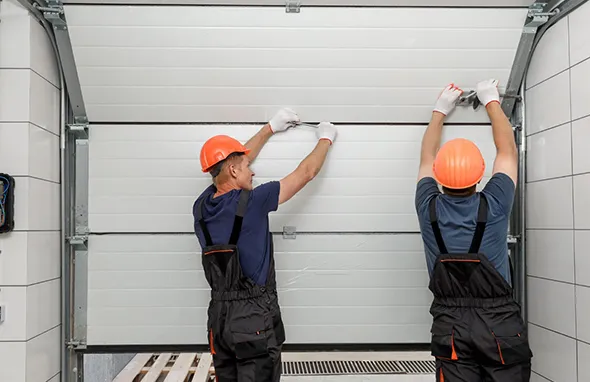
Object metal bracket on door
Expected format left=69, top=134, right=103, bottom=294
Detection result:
left=456, top=90, right=522, bottom=109
left=283, top=226, right=297, bottom=239
left=525, top=2, right=559, bottom=31
left=286, top=0, right=301, bottom=13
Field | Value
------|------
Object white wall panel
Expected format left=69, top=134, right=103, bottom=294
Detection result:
left=568, top=0, right=590, bottom=66
left=64, top=5, right=526, bottom=123
left=13, top=177, right=61, bottom=232
left=0, top=124, right=60, bottom=182
left=88, top=124, right=495, bottom=233
left=0, top=232, right=61, bottom=286
left=528, top=323, right=578, bottom=382
left=0, top=0, right=30, bottom=69
left=87, top=234, right=430, bottom=345
left=527, top=277, right=576, bottom=338
left=25, top=326, right=61, bottom=382
left=526, top=230, right=574, bottom=284
left=526, top=17, right=569, bottom=89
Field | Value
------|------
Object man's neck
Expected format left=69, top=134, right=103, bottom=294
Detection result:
left=213, top=181, right=240, bottom=198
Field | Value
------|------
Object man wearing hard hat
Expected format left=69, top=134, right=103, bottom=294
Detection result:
left=415, top=80, right=532, bottom=381
left=194, top=108, right=337, bottom=382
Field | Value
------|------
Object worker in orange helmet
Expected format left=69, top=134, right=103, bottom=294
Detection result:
left=193, top=108, right=337, bottom=382
left=416, top=80, right=532, bottom=381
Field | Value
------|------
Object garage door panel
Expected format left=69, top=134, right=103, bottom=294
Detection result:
left=89, top=288, right=431, bottom=309
left=282, top=307, right=431, bottom=326
left=83, top=86, right=504, bottom=108
left=65, top=6, right=526, bottom=29
left=90, top=159, right=421, bottom=178
left=88, top=307, right=208, bottom=327
left=66, top=5, right=524, bottom=123
left=87, top=324, right=432, bottom=346
left=88, top=125, right=495, bottom=233
left=72, top=47, right=516, bottom=70
left=87, top=234, right=431, bottom=344
left=87, top=326, right=203, bottom=346
left=78, top=67, right=512, bottom=88
left=90, top=196, right=415, bottom=216
left=287, top=324, right=431, bottom=344
left=280, top=288, right=432, bottom=307
left=86, top=104, right=493, bottom=124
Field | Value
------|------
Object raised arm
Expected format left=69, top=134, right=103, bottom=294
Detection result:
left=278, top=122, right=337, bottom=205
left=244, top=108, right=300, bottom=162
left=476, top=79, right=518, bottom=185
left=418, top=84, right=464, bottom=181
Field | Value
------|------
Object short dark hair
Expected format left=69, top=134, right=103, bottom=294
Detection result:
left=442, top=185, right=477, bottom=196
left=209, top=152, right=245, bottom=179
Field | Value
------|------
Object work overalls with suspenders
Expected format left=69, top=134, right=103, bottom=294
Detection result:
left=196, top=189, right=285, bottom=382
left=428, top=193, right=533, bottom=381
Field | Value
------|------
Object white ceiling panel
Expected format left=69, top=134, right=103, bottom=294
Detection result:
left=65, top=5, right=527, bottom=123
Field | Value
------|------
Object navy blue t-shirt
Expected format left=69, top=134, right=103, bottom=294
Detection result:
left=415, top=173, right=515, bottom=284
left=193, top=181, right=280, bottom=285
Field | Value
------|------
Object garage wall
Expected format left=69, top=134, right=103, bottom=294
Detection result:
left=525, top=2, right=590, bottom=381
left=63, top=5, right=528, bottom=346
left=0, top=1, right=61, bottom=381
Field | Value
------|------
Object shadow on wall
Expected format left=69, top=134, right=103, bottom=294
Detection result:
left=84, top=354, right=136, bottom=382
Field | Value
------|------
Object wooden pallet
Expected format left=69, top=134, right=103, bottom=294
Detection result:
left=113, top=353, right=216, bottom=382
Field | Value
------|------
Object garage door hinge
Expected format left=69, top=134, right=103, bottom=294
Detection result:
left=525, top=3, right=559, bottom=31
left=66, top=340, right=87, bottom=350
left=286, top=0, right=301, bottom=13
left=67, top=123, right=89, bottom=139
left=283, top=226, right=297, bottom=239
left=36, top=2, right=67, bottom=30
left=507, top=235, right=520, bottom=244
left=68, top=235, right=88, bottom=250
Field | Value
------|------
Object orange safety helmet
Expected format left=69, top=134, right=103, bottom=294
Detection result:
left=200, top=135, right=251, bottom=173
left=433, top=138, right=485, bottom=189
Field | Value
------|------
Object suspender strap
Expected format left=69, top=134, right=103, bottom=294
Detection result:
left=196, top=198, right=213, bottom=246
left=468, top=194, right=489, bottom=253
left=229, top=190, right=250, bottom=245
left=429, top=197, right=448, bottom=254
left=428, top=193, right=489, bottom=255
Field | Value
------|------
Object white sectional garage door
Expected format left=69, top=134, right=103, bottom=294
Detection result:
left=64, top=4, right=527, bottom=346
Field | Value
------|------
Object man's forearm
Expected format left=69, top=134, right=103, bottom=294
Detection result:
left=244, top=124, right=273, bottom=162
left=298, top=140, right=331, bottom=180
left=486, top=102, right=517, bottom=155
left=420, top=112, right=445, bottom=164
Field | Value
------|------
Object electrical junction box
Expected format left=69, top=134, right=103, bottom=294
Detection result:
left=0, top=173, right=15, bottom=234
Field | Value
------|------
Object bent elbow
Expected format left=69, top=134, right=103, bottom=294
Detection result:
left=303, top=166, right=320, bottom=183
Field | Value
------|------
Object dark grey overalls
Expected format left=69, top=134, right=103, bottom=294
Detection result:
left=196, top=190, right=286, bottom=382
left=428, top=194, right=533, bottom=381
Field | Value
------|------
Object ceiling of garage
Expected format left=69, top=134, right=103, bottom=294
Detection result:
left=62, top=0, right=534, bottom=6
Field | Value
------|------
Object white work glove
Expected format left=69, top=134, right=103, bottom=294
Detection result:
left=433, top=83, right=463, bottom=116
left=476, top=79, right=501, bottom=107
left=269, top=108, right=300, bottom=133
left=316, top=122, right=337, bottom=145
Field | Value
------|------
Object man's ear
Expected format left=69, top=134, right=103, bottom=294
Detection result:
left=228, top=163, right=238, bottom=179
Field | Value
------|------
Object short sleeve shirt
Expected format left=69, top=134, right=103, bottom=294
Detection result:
left=415, top=173, right=515, bottom=284
left=193, top=181, right=280, bottom=285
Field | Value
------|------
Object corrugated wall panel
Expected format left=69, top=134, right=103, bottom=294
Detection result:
left=64, top=6, right=527, bottom=123
left=88, top=124, right=495, bottom=233
left=87, top=234, right=431, bottom=345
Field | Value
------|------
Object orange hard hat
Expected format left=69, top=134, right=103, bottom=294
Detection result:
left=433, top=138, right=485, bottom=189
left=200, top=135, right=250, bottom=173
